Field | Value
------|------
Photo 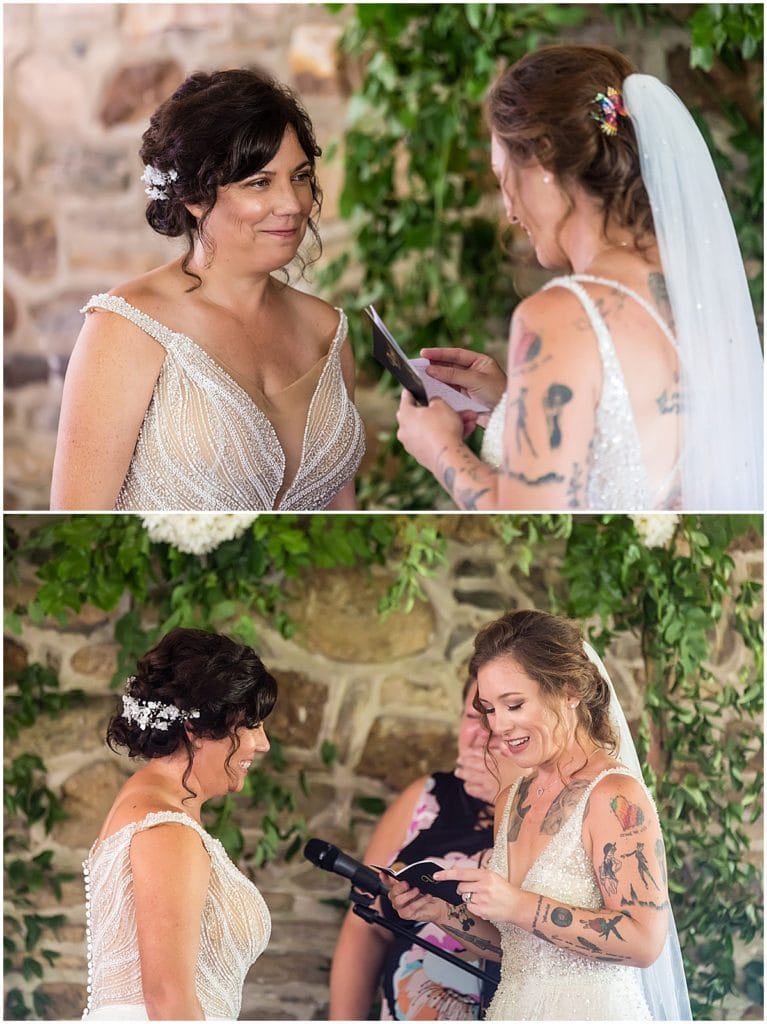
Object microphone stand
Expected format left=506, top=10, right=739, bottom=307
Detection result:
left=347, top=887, right=496, bottom=986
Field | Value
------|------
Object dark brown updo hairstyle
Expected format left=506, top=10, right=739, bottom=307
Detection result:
left=107, top=627, right=277, bottom=798
left=140, top=67, right=323, bottom=287
left=468, top=609, right=617, bottom=765
left=486, top=45, right=654, bottom=248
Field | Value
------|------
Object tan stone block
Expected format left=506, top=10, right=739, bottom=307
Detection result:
left=4, top=214, right=57, bottom=280
left=268, top=670, right=328, bottom=747
left=380, top=674, right=455, bottom=714
left=5, top=696, right=116, bottom=766
left=98, top=60, right=184, bottom=128
left=4, top=285, right=18, bottom=336
left=289, top=566, right=434, bottom=662
left=52, top=759, right=128, bottom=849
left=357, top=716, right=455, bottom=790
left=35, top=981, right=86, bottom=1021
left=246, top=949, right=328, bottom=987
left=3, top=430, right=55, bottom=505
left=4, top=636, right=29, bottom=676
left=121, top=3, right=230, bottom=38
left=15, top=53, right=90, bottom=129
left=289, top=23, right=344, bottom=96
left=63, top=207, right=173, bottom=278
left=70, top=643, right=119, bottom=682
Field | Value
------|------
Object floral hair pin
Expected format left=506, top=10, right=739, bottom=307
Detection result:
left=140, top=163, right=178, bottom=201
left=590, top=87, right=628, bottom=136
left=122, top=685, right=200, bottom=731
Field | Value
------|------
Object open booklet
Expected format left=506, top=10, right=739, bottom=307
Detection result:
left=374, top=859, right=462, bottom=906
left=365, top=305, right=490, bottom=414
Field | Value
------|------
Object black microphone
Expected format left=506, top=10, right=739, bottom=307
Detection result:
left=303, top=838, right=388, bottom=896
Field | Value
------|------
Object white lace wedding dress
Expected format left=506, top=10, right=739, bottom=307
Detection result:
left=480, top=275, right=679, bottom=510
left=485, top=769, right=654, bottom=1021
left=80, top=295, right=365, bottom=510
left=82, top=811, right=270, bottom=1020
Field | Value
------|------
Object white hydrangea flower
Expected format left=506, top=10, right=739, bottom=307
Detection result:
left=629, top=513, right=680, bottom=549
left=141, top=514, right=259, bottom=555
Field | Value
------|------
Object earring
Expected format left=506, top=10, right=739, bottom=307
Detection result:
left=543, top=174, right=552, bottom=184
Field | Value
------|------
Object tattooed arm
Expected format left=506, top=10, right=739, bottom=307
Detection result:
left=434, top=774, right=670, bottom=969
left=386, top=877, right=504, bottom=963
left=522, top=773, right=671, bottom=967
left=395, top=288, right=600, bottom=510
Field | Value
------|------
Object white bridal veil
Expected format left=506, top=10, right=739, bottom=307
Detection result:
left=583, top=641, right=692, bottom=1021
left=623, top=74, right=763, bottom=511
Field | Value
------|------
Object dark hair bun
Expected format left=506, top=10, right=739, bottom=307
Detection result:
left=106, top=627, right=277, bottom=761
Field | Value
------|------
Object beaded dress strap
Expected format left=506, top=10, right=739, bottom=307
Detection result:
left=81, top=293, right=180, bottom=352
left=544, top=274, right=677, bottom=349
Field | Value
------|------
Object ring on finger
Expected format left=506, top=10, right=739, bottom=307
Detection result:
left=461, top=891, right=473, bottom=903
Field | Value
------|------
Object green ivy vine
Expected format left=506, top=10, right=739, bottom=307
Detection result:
left=319, top=2, right=763, bottom=508
left=3, top=513, right=763, bottom=1017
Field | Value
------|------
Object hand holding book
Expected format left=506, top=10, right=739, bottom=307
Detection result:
left=374, top=859, right=463, bottom=906
left=366, top=306, right=494, bottom=414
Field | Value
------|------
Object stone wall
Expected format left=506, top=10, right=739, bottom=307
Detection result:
left=3, top=516, right=763, bottom=1020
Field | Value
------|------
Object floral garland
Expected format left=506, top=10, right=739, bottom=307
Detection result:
left=140, top=513, right=259, bottom=555
left=629, top=513, right=680, bottom=549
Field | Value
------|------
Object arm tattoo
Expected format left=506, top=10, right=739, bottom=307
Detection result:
left=598, top=842, right=622, bottom=894
left=457, top=486, right=491, bottom=510
left=502, top=467, right=565, bottom=487
left=656, top=387, right=683, bottom=414
left=507, top=775, right=534, bottom=842
left=609, top=794, right=645, bottom=831
left=512, top=321, right=543, bottom=367
left=542, top=383, right=573, bottom=448
left=567, top=461, right=583, bottom=508
left=582, top=913, right=628, bottom=942
left=620, top=882, right=671, bottom=913
left=621, top=842, right=660, bottom=889
left=648, top=272, right=675, bottom=330
left=446, top=903, right=476, bottom=931
left=442, top=923, right=502, bottom=956
left=509, top=386, right=537, bottom=456
left=655, top=838, right=668, bottom=886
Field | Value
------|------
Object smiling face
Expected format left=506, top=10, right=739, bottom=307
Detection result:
left=475, top=655, right=573, bottom=771
left=490, top=132, right=570, bottom=270
left=189, top=126, right=315, bottom=273
left=192, top=721, right=271, bottom=798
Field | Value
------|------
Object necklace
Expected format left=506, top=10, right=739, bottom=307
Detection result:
left=533, top=774, right=557, bottom=799
left=534, top=744, right=602, bottom=798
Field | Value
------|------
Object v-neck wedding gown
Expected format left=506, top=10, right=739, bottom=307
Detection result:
left=485, top=768, right=653, bottom=1020
left=82, top=811, right=270, bottom=1019
left=81, top=294, right=365, bottom=510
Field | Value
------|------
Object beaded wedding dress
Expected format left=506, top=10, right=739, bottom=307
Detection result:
left=480, top=275, right=679, bottom=510
left=81, top=296, right=365, bottom=510
left=485, top=768, right=653, bottom=1021
left=82, top=811, right=270, bottom=1020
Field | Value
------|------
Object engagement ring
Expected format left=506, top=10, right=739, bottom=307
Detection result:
left=461, top=891, right=473, bottom=903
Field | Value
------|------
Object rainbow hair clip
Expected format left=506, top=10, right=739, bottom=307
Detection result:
left=590, top=87, right=628, bottom=136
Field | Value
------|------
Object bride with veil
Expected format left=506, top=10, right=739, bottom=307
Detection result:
left=387, top=610, right=691, bottom=1021
left=395, top=45, right=762, bottom=513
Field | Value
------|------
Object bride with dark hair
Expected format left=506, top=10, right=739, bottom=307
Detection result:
left=52, top=68, right=364, bottom=512
left=396, top=44, right=762, bottom=513
left=83, top=628, right=277, bottom=1020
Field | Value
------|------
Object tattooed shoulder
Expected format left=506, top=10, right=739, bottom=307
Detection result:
left=540, top=778, right=592, bottom=835
left=648, top=272, right=675, bottom=331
